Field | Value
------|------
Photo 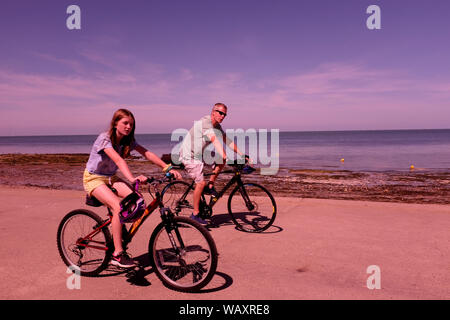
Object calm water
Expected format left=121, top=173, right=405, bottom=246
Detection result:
left=1, top=130, right=449, bottom=172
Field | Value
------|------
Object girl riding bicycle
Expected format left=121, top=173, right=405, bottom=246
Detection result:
left=83, top=108, right=181, bottom=268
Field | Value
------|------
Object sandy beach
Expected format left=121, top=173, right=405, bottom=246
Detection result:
left=0, top=183, right=449, bottom=300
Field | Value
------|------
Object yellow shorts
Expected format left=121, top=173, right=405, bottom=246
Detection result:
left=83, top=169, right=123, bottom=196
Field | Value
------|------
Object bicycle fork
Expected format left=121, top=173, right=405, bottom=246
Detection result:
left=160, top=208, right=186, bottom=258
left=237, top=184, right=255, bottom=211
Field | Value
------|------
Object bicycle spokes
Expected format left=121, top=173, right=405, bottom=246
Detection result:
left=57, top=210, right=112, bottom=276
left=228, top=183, right=277, bottom=232
left=150, top=217, right=217, bottom=291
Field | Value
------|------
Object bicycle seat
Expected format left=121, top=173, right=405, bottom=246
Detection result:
left=85, top=187, right=117, bottom=207
left=227, top=160, right=245, bottom=167
left=242, top=165, right=256, bottom=174
left=171, top=163, right=185, bottom=170
left=85, top=195, right=103, bottom=207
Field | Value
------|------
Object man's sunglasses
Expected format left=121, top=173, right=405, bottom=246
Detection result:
left=215, top=110, right=227, bottom=117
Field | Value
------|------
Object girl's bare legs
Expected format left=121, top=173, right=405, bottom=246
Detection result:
left=91, top=182, right=133, bottom=255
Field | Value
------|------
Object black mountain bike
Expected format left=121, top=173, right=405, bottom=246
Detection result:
left=161, top=161, right=277, bottom=232
left=56, top=175, right=218, bottom=292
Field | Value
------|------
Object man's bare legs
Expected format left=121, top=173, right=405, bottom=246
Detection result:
left=193, top=162, right=225, bottom=215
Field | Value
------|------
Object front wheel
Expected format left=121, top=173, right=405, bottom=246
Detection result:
left=148, top=216, right=218, bottom=292
left=228, top=183, right=277, bottom=232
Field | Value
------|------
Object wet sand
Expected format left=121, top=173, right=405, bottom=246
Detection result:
left=1, top=153, right=449, bottom=204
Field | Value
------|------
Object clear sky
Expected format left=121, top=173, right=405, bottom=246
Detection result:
left=1, top=0, right=449, bottom=135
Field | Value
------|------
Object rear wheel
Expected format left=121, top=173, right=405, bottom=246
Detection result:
left=57, top=209, right=112, bottom=277
left=228, top=183, right=277, bottom=232
left=149, top=216, right=218, bottom=292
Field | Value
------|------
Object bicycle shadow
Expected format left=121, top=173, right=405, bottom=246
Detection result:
left=124, top=253, right=234, bottom=293
left=208, top=212, right=283, bottom=234
left=90, top=255, right=153, bottom=284
left=124, top=254, right=154, bottom=287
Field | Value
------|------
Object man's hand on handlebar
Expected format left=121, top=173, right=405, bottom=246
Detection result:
left=243, top=154, right=253, bottom=165
left=168, top=169, right=182, bottom=180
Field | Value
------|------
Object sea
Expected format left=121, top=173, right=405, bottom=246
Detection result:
left=1, top=129, right=449, bottom=172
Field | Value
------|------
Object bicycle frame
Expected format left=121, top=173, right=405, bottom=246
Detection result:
left=181, top=169, right=251, bottom=208
left=75, top=194, right=162, bottom=252
left=58, top=173, right=219, bottom=292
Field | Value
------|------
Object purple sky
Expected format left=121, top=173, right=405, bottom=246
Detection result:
left=1, top=0, right=449, bottom=135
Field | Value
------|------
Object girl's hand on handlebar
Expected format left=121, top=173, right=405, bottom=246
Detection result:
left=135, top=175, right=149, bottom=184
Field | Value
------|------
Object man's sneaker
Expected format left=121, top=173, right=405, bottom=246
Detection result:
left=190, top=213, right=208, bottom=225
left=111, top=251, right=136, bottom=268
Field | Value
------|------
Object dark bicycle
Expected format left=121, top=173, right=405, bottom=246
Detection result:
left=161, top=160, right=277, bottom=233
left=56, top=174, right=218, bottom=292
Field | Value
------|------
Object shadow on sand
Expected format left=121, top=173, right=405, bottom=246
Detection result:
left=207, top=212, right=283, bottom=234
left=123, top=253, right=233, bottom=293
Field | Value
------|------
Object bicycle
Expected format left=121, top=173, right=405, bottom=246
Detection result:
left=56, top=174, right=218, bottom=292
left=161, top=160, right=277, bottom=233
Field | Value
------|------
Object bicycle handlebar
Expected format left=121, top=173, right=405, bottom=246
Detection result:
left=146, top=172, right=175, bottom=186
left=132, top=173, right=175, bottom=191
left=227, top=154, right=250, bottom=167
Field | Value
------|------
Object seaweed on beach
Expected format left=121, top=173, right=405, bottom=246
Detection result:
left=0, top=153, right=89, bottom=165
left=1, top=154, right=449, bottom=204
left=289, top=168, right=369, bottom=181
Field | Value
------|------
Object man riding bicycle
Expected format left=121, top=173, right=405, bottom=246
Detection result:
left=179, top=103, right=247, bottom=224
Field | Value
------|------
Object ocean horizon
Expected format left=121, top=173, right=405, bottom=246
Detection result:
left=2, top=128, right=450, bottom=137
left=1, top=129, right=449, bottom=172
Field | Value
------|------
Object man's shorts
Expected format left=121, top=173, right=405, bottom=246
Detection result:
left=181, top=160, right=205, bottom=184
left=83, top=169, right=123, bottom=196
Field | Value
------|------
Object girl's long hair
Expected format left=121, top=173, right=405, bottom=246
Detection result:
left=108, top=109, right=136, bottom=158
